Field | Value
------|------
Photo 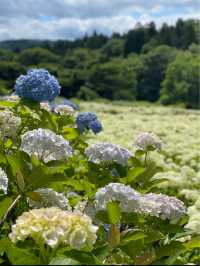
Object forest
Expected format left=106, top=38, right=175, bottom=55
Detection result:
left=0, top=18, right=199, bottom=108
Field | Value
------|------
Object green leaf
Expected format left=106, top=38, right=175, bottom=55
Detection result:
left=127, top=166, right=145, bottom=183
left=0, top=100, right=17, bottom=108
left=0, top=239, right=39, bottom=265
left=135, top=150, right=146, bottom=157
left=107, top=201, right=121, bottom=224
left=156, top=241, right=185, bottom=259
left=184, top=237, right=200, bottom=249
left=50, top=256, right=80, bottom=265
left=0, top=197, right=13, bottom=219
left=121, top=231, right=146, bottom=244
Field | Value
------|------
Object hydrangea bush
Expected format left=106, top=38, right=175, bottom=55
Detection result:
left=0, top=69, right=199, bottom=265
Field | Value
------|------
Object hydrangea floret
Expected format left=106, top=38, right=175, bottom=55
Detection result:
left=20, top=128, right=73, bottom=163
left=85, top=143, right=131, bottom=166
left=15, top=69, right=61, bottom=102
left=53, top=104, right=75, bottom=116
left=9, top=207, right=98, bottom=250
left=135, top=132, right=162, bottom=151
left=76, top=112, right=102, bottom=134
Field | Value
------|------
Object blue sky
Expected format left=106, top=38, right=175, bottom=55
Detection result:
left=0, top=0, right=199, bottom=40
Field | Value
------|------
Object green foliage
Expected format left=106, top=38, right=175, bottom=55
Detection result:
left=160, top=52, right=200, bottom=108
left=0, top=96, right=198, bottom=265
left=0, top=19, right=199, bottom=108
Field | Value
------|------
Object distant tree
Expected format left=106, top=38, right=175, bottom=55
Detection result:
left=0, top=49, right=14, bottom=61
left=88, top=58, right=137, bottom=100
left=18, top=48, right=59, bottom=66
left=101, top=38, right=124, bottom=58
left=124, top=25, right=147, bottom=55
left=160, top=52, right=200, bottom=109
left=137, top=45, right=177, bottom=102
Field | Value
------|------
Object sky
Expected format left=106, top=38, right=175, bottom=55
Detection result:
left=0, top=0, right=199, bottom=41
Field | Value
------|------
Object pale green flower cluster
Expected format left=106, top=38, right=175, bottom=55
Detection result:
left=0, top=109, right=21, bottom=137
left=185, top=196, right=200, bottom=234
left=9, top=207, right=98, bottom=250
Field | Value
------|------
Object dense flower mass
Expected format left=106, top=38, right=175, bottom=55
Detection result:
left=28, top=188, right=71, bottom=210
left=0, top=109, right=21, bottom=137
left=15, top=69, right=61, bottom=102
left=95, top=183, right=141, bottom=212
left=0, top=168, right=8, bottom=194
left=85, top=143, right=131, bottom=165
left=95, top=183, right=186, bottom=222
left=9, top=208, right=98, bottom=250
left=135, top=132, right=162, bottom=151
left=76, top=112, right=102, bottom=134
left=185, top=196, right=200, bottom=234
left=20, top=128, right=73, bottom=163
left=53, top=104, right=75, bottom=116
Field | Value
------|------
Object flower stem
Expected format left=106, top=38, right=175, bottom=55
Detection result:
left=144, top=152, right=148, bottom=168
left=0, top=194, right=21, bottom=227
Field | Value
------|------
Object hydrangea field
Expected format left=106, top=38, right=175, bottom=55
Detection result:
left=0, top=69, right=199, bottom=265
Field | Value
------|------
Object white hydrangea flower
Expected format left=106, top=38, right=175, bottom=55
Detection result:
left=0, top=167, right=8, bottom=194
left=0, top=109, right=21, bottom=137
left=140, top=193, right=186, bottom=223
left=9, top=207, right=98, bottom=250
left=40, top=102, right=51, bottom=111
left=20, top=128, right=73, bottom=163
left=95, top=183, right=186, bottom=223
left=28, top=188, right=71, bottom=210
left=95, top=183, right=141, bottom=213
left=134, top=132, right=162, bottom=151
left=54, top=104, right=75, bottom=116
left=85, top=143, right=131, bottom=165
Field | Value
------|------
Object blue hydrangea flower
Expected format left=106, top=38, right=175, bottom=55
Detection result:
left=76, top=112, right=102, bottom=134
left=15, top=69, right=61, bottom=102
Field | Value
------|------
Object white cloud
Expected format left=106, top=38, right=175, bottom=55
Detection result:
left=0, top=0, right=198, bottom=40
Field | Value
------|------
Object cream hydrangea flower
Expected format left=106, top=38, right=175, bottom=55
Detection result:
left=9, top=207, right=98, bottom=250
left=28, top=188, right=71, bottom=210
left=20, top=128, right=73, bottom=163
left=134, top=132, right=162, bottom=151
left=85, top=143, right=131, bottom=165
left=0, top=167, right=8, bottom=194
left=54, top=104, right=75, bottom=116
left=0, top=109, right=21, bottom=137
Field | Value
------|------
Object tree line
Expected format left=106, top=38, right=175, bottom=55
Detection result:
left=0, top=18, right=199, bottom=108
